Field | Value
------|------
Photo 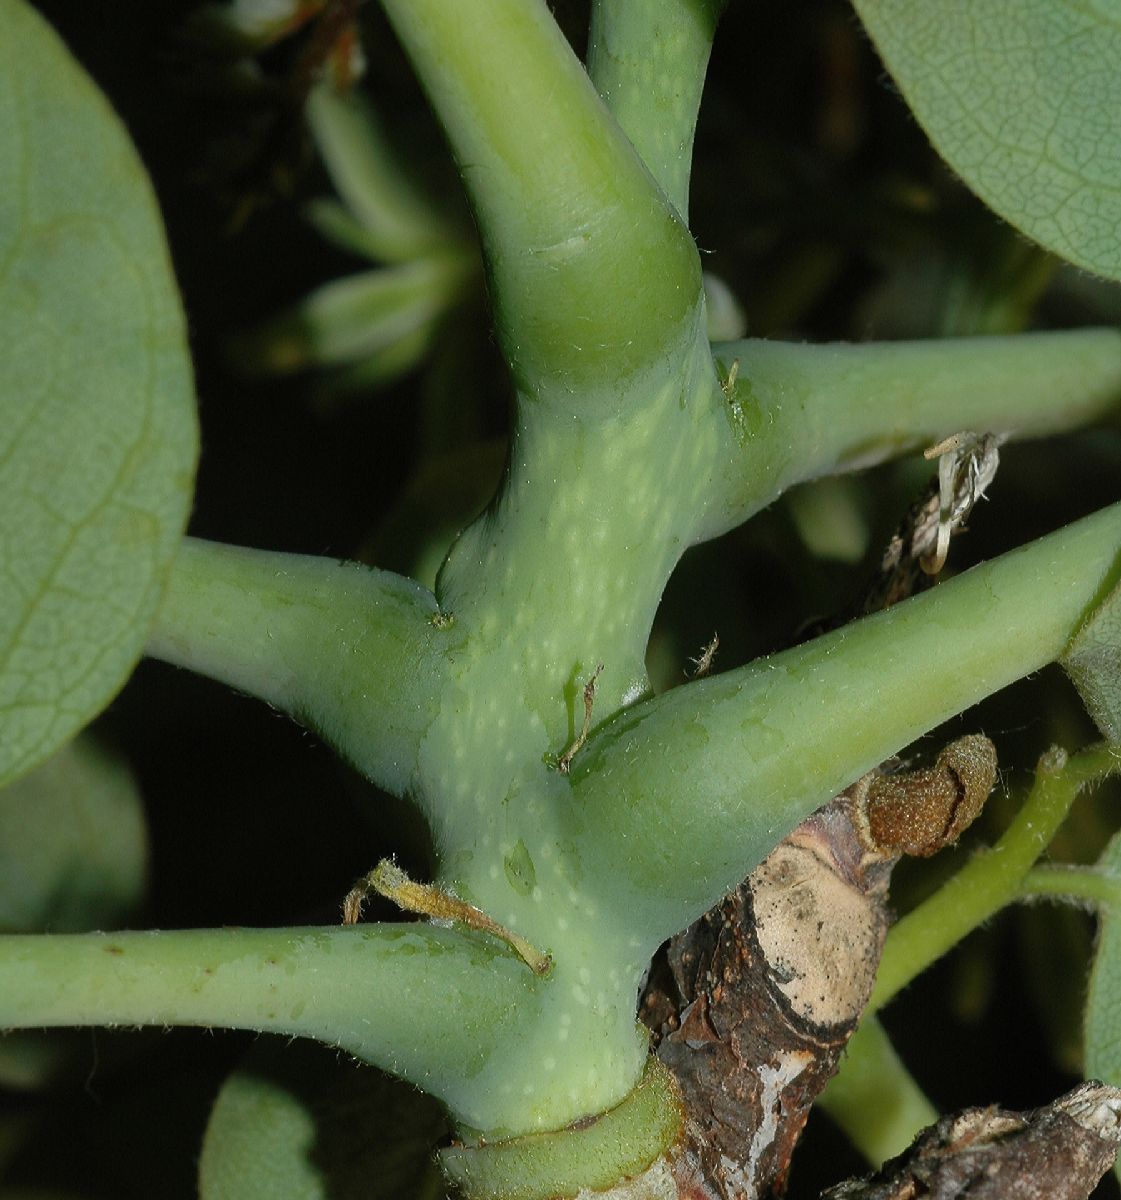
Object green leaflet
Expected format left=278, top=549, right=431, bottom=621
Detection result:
left=0, top=0, right=197, bottom=787
left=852, top=0, right=1121, bottom=281
left=1062, top=573, right=1121, bottom=742
left=198, top=1041, right=447, bottom=1200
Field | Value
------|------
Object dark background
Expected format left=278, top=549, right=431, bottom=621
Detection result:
left=8, top=1, right=1121, bottom=1195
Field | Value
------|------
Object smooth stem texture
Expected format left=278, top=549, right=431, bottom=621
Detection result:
left=571, top=503, right=1121, bottom=952
left=816, top=1018, right=937, bottom=1165
left=0, top=925, right=537, bottom=1133
left=1020, top=863, right=1121, bottom=908
left=586, top=0, right=726, bottom=219
left=705, top=329, right=1121, bottom=542
left=379, top=0, right=702, bottom=397
left=441, top=1060, right=682, bottom=1200
left=146, top=537, right=444, bottom=798
left=868, top=742, right=1121, bottom=1015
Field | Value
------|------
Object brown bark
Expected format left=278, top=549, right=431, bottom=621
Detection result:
left=640, top=738, right=996, bottom=1200
left=821, top=1081, right=1121, bottom=1200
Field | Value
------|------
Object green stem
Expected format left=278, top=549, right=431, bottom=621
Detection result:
left=0, top=924, right=535, bottom=1133
left=571, top=504, right=1121, bottom=953
left=146, top=537, right=445, bottom=799
left=869, top=742, right=1121, bottom=1014
left=586, top=0, right=726, bottom=219
left=816, top=1018, right=937, bottom=1165
left=441, top=1059, right=682, bottom=1200
left=378, top=0, right=702, bottom=397
left=705, top=329, right=1121, bottom=541
left=1019, top=863, right=1121, bottom=909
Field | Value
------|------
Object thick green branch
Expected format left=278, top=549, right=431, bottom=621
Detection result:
left=704, top=329, right=1121, bottom=541
left=570, top=502, right=1121, bottom=952
left=586, top=0, right=726, bottom=219
left=146, top=538, right=445, bottom=799
left=0, top=924, right=533, bottom=1133
left=379, top=0, right=702, bottom=398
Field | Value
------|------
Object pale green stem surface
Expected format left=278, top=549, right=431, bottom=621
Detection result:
left=0, top=924, right=543, bottom=1134
left=571, top=504, right=1121, bottom=953
left=1020, top=863, right=1121, bottom=908
left=146, top=538, right=445, bottom=799
left=379, top=0, right=702, bottom=397
left=868, top=742, right=1121, bottom=1015
left=817, top=1018, right=937, bottom=1165
left=705, top=329, right=1121, bottom=541
left=586, top=0, right=726, bottom=219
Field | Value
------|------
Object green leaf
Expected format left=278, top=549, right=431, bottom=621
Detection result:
left=851, top=0, right=1121, bottom=280
left=232, top=261, right=465, bottom=378
left=198, top=1041, right=447, bottom=1200
left=0, top=734, right=146, bottom=935
left=306, top=83, right=461, bottom=262
left=1062, top=573, right=1121, bottom=742
left=0, top=1, right=198, bottom=787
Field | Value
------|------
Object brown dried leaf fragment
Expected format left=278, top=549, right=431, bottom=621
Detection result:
left=342, top=859, right=552, bottom=976
left=558, top=663, right=604, bottom=774
left=821, top=1080, right=1121, bottom=1200
left=855, top=734, right=997, bottom=858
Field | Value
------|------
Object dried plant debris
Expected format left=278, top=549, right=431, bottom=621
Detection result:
left=641, top=736, right=996, bottom=1200
left=821, top=1081, right=1121, bottom=1200
left=866, top=431, right=1000, bottom=612
left=797, top=431, right=1000, bottom=646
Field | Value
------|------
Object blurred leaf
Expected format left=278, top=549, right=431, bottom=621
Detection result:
left=0, top=735, right=146, bottom=936
left=1062, top=573, right=1121, bottom=743
left=361, top=440, right=506, bottom=589
left=852, top=0, right=1121, bottom=280
left=785, top=476, right=870, bottom=565
left=198, top=1041, right=447, bottom=1200
left=0, top=2, right=197, bottom=787
left=306, top=83, right=460, bottom=262
left=232, top=259, right=469, bottom=384
left=702, top=273, right=746, bottom=342
left=185, top=0, right=328, bottom=53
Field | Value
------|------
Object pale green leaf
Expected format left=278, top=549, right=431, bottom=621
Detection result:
left=199, top=1041, right=447, bottom=1200
left=306, top=83, right=460, bottom=263
left=0, top=1, right=198, bottom=786
left=1062, top=574, right=1121, bottom=742
left=0, top=734, right=146, bottom=935
left=852, top=0, right=1121, bottom=280
left=232, top=260, right=466, bottom=378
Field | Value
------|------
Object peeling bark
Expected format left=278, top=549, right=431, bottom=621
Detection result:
left=640, top=738, right=996, bottom=1200
left=821, top=1081, right=1121, bottom=1200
